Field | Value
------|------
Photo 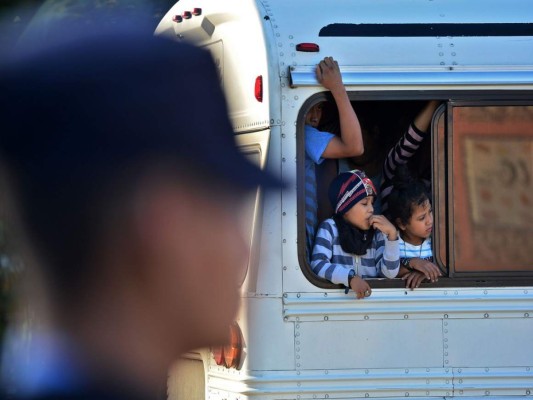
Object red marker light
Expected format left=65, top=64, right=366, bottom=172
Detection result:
left=212, top=346, right=224, bottom=366
left=172, top=15, right=183, bottom=23
left=254, top=75, right=263, bottom=102
left=182, top=11, right=192, bottom=19
left=211, top=323, right=243, bottom=369
left=223, top=323, right=243, bottom=369
left=296, top=43, right=320, bottom=52
left=192, top=8, right=202, bottom=16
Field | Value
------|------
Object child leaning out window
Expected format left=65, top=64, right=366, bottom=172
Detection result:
left=311, top=169, right=400, bottom=299
left=386, top=166, right=443, bottom=289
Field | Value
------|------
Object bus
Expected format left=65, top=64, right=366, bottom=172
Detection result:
left=155, top=1, right=533, bottom=398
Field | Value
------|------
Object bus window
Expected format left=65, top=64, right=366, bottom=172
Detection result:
left=448, top=104, right=533, bottom=275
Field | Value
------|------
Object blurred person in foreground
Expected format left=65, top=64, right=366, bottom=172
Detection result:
left=0, top=24, right=283, bottom=400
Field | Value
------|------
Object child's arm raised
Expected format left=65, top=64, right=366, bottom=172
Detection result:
left=316, top=57, right=364, bottom=159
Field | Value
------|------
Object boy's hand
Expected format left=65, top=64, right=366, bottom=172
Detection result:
left=316, top=57, right=344, bottom=94
left=350, top=275, right=372, bottom=299
left=402, top=271, right=427, bottom=289
left=369, top=215, right=397, bottom=241
left=408, top=258, right=442, bottom=283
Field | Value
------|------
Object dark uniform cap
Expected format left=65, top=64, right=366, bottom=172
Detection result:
left=0, top=27, right=283, bottom=193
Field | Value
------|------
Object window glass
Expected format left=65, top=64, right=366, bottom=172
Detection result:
left=451, top=105, right=533, bottom=273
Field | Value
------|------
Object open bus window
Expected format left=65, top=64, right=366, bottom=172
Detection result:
left=299, top=98, right=438, bottom=288
left=446, top=104, right=533, bottom=275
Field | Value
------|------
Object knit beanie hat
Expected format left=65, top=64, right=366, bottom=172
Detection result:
left=328, top=169, right=377, bottom=215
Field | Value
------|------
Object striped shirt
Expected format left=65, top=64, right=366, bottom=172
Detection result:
left=381, top=123, right=430, bottom=214
left=399, top=236, right=433, bottom=266
left=305, top=125, right=334, bottom=258
left=311, top=218, right=400, bottom=286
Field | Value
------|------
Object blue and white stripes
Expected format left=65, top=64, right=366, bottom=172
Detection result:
left=311, top=218, right=400, bottom=286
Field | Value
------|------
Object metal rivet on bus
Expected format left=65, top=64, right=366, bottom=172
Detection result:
left=280, top=51, right=284, bottom=57
left=364, top=315, right=369, bottom=320
left=284, top=316, right=288, bottom=321
left=283, top=292, right=287, bottom=297
left=325, top=370, right=329, bottom=375
left=451, top=52, right=456, bottom=56
left=405, top=369, right=409, bottom=374
left=276, top=33, right=280, bottom=37
left=426, top=392, right=430, bottom=396
left=290, top=43, right=295, bottom=47
left=446, top=393, right=450, bottom=397
left=281, top=83, right=286, bottom=88
left=324, top=293, right=328, bottom=297
left=313, top=395, right=316, bottom=399
left=296, top=317, right=300, bottom=322
left=296, top=332, right=300, bottom=336
left=459, top=390, right=464, bottom=395
left=438, top=43, right=443, bottom=48
left=525, top=313, right=529, bottom=318
left=446, top=379, right=449, bottom=384
left=297, top=363, right=300, bottom=368
left=291, top=52, right=296, bottom=57
left=278, top=42, right=282, bottom=47
left=459, top=379, right=463, bottom=384
left=527, top=367, right=530, bottom=371
left=484, top=290, right=488, bottom=294
left=289, top=35, right=294, bottom=39
left=485, top=391, right=490, bottom=395
left=296, top=347, right=300, bottom=352
left=296, top=355, right=300, bottom=359
left=324, top=316, right=329, bottom=321
left=297, top=293, right=300, bottom=298
left=297, top=371, right=300, bottom=375
left=297, top=382, right=301, bottom=386
left=452, top=61, right=458, bottom=65
left=454, top=291, right=458, bottom=295
left=404, top=314, right=409, bottom=319
left=485, top=368, right=490, bottom=372
left=296, top=324, right=299, bottom=329
left=283, top=266, right=287, bottom=271
left=450, top=43, right=455, bottom=47
left=526, top=390, right=530, bottom=395
left=445, top=360, right=449, bottom=364
left=444, top=329, right=448, bottom=333
left=458, top=368, right=462, bottom=373
left=444, top=338, right=448, bottom=342
left=484, top=313, right=489, bottom=318
left=282, top=239, right=286, bottom=243
left=282, top=212, right=286, bottom=216
left=365, top=393, right=369, bottom=398
left=405, top=392, right=409, bottom=397
left=325, top=395, right=330, bottom=399
left=365, top=369, right=369, bottom=374
left=294, top=95, right=299, bottom=100
left=426, top=379, right=429, bottom=384
left=426, top=368, right=430, bottom=372
left=444, top=321, right=448, bottom=326
left=296, top=340, right=300, bottom=345
left=445, top=352, right=448, bottom=356
left=444, top=314, right=449, bottom=318
left=439, top=52, right=444, bottom=56
left=444, top=291, right=448, bottom=295
left=277, top=119, right=281, bottom=124
left=525, top=290, right=528, bottom=294
left=440, top=62, right=445, bottom=65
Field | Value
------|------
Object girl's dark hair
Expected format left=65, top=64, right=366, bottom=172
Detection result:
left=386, top=165, right=430, bottom=227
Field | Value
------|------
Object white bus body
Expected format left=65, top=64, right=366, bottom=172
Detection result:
left=155, top=1, right=533, bottom=399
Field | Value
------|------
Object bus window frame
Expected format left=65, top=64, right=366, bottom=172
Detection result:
left=444, top=100, right=533, bottom=279
left=298, top=92, right=533, bottom=289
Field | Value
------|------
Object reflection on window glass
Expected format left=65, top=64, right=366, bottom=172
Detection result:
left=452, top=106, right=533, bottom=272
